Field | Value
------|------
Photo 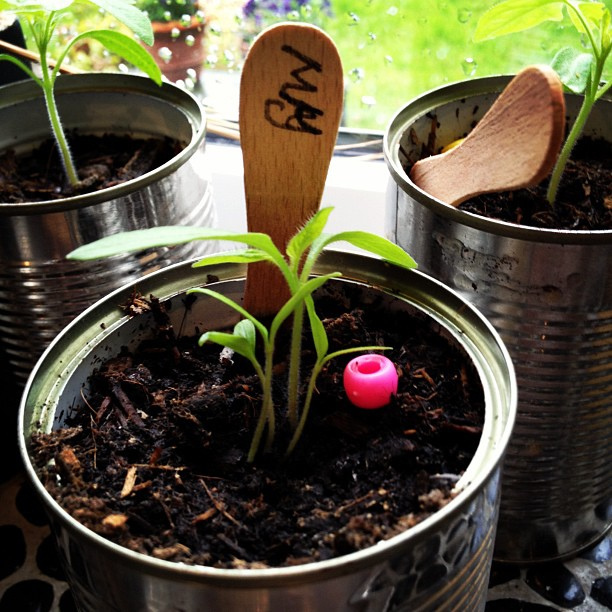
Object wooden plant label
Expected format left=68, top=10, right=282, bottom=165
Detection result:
left=239, top=23, right=344, bottom=315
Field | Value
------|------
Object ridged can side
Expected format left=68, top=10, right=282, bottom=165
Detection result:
left=0, top=75, right=216, bottom=384
left=384, top=76, right=612, bottom=562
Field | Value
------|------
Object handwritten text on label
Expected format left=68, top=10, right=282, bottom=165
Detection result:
left=265, top=44, right=325, bottom=135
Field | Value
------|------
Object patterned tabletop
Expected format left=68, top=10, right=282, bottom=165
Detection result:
left=1, top=439, right=610, bottom=611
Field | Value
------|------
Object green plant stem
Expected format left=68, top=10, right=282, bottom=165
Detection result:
left=247, top=343, right=276, bottom=462
left=286, top=357, right=321, bottom=457
left=34, top=13, right=80, bottom=188
left=546, top=0, right=611, bottom=204
left=285, top=344, right=393, bottom=456
left=286, top=304, right=305, bottom=430
left=40, top=64, right=80, bottom=187
left=546, top=46, right=607, bottom=204
left=546, top=91, right=594, bottom=204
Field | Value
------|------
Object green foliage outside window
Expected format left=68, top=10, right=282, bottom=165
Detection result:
left=8, top=0, right=612, bottom=130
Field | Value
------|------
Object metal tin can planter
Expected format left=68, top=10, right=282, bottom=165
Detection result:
left=19, top=252, right=516, bottom=611
left=0, top=74, right=216, bottom=385
left=384, top=75, right=612, bottom=563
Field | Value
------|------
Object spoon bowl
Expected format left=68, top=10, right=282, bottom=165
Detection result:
left=409, top=65, right=566, bottom=206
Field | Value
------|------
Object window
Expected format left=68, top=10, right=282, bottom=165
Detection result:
left=4, top=0, right=605, bottom=132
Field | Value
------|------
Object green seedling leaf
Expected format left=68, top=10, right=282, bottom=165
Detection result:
left=68, top=227, right=278, bottom=260
left=568, top=1, right=606, bottom=34
left=304, top=229, right=417, bottom=278
left=199, top=330, right=257, bottom=364
left=270, top=273, right=342, bottom=340
left=305, top=296, right=328, bottom=361
left=603, top=9, right=611, bottom=49
left=552, top=46, right=593, bottom=92
left=89, top=0, right=154, bottom=45
left=286, top=207, right=333, bottom=266
left=67, top=207, right=417, bottom=460
left=233, top=319, right=257, bottom=350
left=191, top=249, right=273, bottom=267
left=473, top=0, right=565, bottom=41
left=333, top=231, right=418, bottom=269
left=71, top=30, right=161, bottom=83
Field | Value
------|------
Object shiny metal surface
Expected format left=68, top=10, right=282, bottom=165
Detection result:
left=19, top=253, right=516, bottom=611
left=0, top=75, right=216, bottom=383
left=384, top=77, right=612, bottom=563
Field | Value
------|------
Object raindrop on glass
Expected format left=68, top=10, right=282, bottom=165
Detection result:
left=457, top=8, right=472, bottom=24
left=580, top=33, right=589, bottom=49
left=461, top=57, right=477, bottom=76
left=436, top=46, right=449, bottom=60
left=349, top=67, right=365, bottom=82
left=158, top=47, right=173, bottom=64
left=185, top=34, right=196, bottom=47
left=163, top=10, right=172, bottom=22
left=180, top=14, right=191, bottom=28
left=171, top=27, right=180, bottom=40
left=361, top=95, right=376, bottom=107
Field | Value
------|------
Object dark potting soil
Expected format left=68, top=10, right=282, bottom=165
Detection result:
left=458, top=137, right=612, bottom=230
left=0, top=132, right=183, bottom=203
left=30, top=284, right=485, bottom=569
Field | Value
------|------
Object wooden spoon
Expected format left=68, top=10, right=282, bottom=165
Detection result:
left=239, top=22, right=343, bottom=316
left=409, top=65, right=566, bottom=206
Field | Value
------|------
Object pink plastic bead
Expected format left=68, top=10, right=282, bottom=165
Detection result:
left=343, top=354, right=398, bottom=409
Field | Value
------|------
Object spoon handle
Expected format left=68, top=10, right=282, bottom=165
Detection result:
left=239, top=23, right=343, bottom=316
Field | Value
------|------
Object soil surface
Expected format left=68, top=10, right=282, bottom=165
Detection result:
left=31, top=284, right=485, bottom=569
left=458, top=138, right=612, bottom=230
left=0, top=132, right=183, bottom=203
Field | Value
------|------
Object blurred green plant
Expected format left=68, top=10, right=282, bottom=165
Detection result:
left=10, top=1, right=611, bottom=130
